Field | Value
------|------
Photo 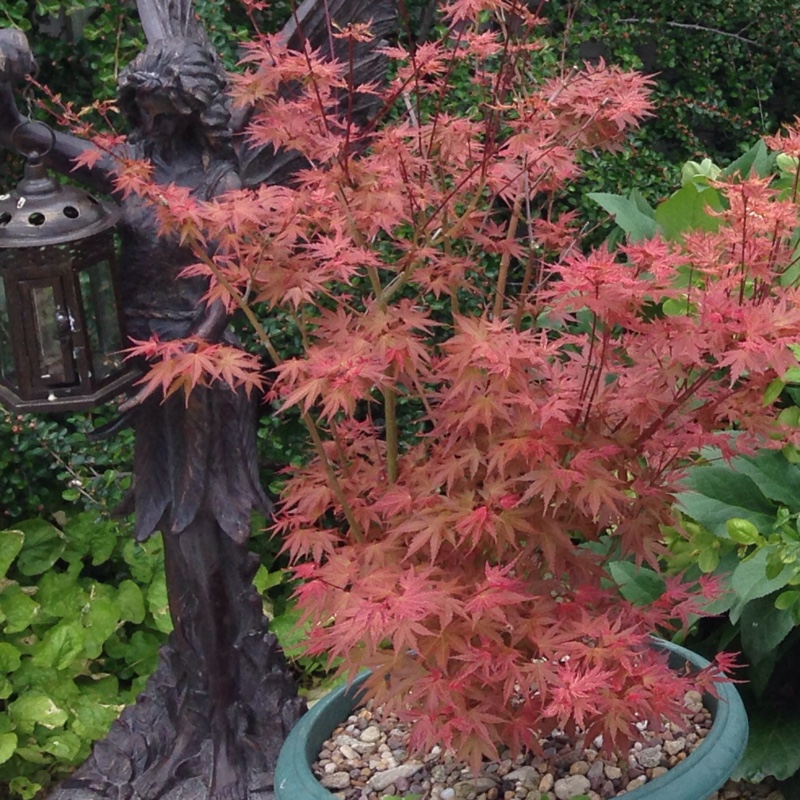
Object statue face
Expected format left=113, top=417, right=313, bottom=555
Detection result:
left=135, top=91, right=190, bottom=144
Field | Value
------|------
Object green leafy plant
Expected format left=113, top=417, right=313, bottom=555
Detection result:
left=0, top=512, right=167, bottom=797
left=669, top=444, right=800, bottom=784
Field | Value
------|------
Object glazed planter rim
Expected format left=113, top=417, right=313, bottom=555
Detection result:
left=275, top=638, right=748, bottom=800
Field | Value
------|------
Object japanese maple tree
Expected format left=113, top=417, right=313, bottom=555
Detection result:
left=112, top=0, right=800, bottom=770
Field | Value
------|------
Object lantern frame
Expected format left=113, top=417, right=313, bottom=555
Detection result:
left=0, top=128, right=139, bottom=413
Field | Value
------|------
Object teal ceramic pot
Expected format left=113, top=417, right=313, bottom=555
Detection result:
left=274, top=639, right=748, bottom=800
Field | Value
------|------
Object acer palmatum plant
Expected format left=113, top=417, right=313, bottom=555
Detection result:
left=115, top=0, right=800, bottom=772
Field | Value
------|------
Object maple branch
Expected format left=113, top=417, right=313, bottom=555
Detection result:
left=197, top=250, right=283, bottom=366
left=304, top=411, right=365, bottom=542
left=384, top=382, right=399, bottom=483
left=632, top=368, right=716, bottom=450
left=335, top=186, right=385, bottom=300
left=615, top=18, right=758, bottom=47
left=493, top=188, right=524, bottom=319
left=513, top=174, right=536, bottom=332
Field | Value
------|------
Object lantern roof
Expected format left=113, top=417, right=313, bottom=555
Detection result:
left=0, top=160, right=120, bottom=249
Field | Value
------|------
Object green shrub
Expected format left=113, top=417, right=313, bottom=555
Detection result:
left=541, top=0, right=800, bottom=237
left=0, top=406, right=133, bottom=526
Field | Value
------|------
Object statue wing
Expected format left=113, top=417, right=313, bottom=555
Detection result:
left=136, top=0, right=209, bottom=44
left=235, top=0, right=398, bottom=188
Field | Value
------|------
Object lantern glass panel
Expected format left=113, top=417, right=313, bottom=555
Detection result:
left=79, top=259, right=124, bottom=381
left=30, top=282, right=68, bottom=384
left=0, top=279, right=15, bottom=384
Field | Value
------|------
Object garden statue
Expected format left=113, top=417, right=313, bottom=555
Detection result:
left=0, top=0, right=396, bottom=798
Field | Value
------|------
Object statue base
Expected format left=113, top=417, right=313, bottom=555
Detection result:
left=48, top=630, right=306, bottom=800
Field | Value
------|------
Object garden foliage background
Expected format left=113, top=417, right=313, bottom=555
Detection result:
left=2, top=0, right=800, bottom=796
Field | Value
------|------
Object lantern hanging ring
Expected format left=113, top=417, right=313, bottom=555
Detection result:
left=10, top=119, right=56, bottom=162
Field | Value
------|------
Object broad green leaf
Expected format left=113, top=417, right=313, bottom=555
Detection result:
left=677, top=493, right=776, bottom=540
left=587, top=192, right=657, bottom=241
left=0, top=642, right=22, bottom=673
left=678, top=466, right=777, bottom=537
left=729, top=548, right=793, bottom=623
left=35, top=570, right=86, bottom=623
left=82, top=593, right=121, bottom=659
left=117, top=580, right=145, bottom=625
left=253, top=565, right=284, bottom=595
left=697, top=547, right=720, bottom=574
left=270, top=608, right=310, bottom=657
left=730, top=451, right=800, bottom=512
left=13, top=519, right=65, bottom=576
left=78, top=674, right=119, bottom=703
left=654, top=182, right=722, bottom=240
left=775, top=590, right=800, bottom=610
left=608, top=561, right=665, bottom=605
left=662, top=297, right=696, bottom=317
left=777, top=153, right=799, bottom=173
left=732, top=713, right=800, bottom=781
left=8, top=777, right=43, bottom=800
left=681, top=158, right=721, bottom=183
left=0, top=732, right=17, bottom=765
left=147, top=573, right=173, bottom=634
left=8, top=693, right=68, bottom=733
left=0, top=585, right=40, bottom=633
left=0, top=676, right=13, bottom=700
left=62, top=512, right=118, bottom=566
left=725, top=518, right=762, bottom=545
left=71, top=699, right=122, bottom=741
left=721, top=139, right=774, bottom=180
left=15, top=745, right=50, bottom=763
left=739, top=595, right=795, bottom=665
left=763, top=378, right=785, bottom=406
left=0, top=531, right=24, bottom=579
left=121, top=630, right=162, bottom=676
left=32, top=621, right=85, bottom=671
left=122, top=537, right=163, bottom=585
left=41, top=730, right=83, bottom=761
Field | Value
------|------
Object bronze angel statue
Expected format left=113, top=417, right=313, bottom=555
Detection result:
left=0, top=1, right=396, bottom=798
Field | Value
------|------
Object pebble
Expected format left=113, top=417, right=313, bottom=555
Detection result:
left=538, top=773, right=554, bottom=793
left=505, top=766, right=539, bottom=783
left=626, top=775, right=647, bottom=792
left=684, top=690, right=704, bottom=713
left=320, top=772, right=351, bottom=790
left=361, top=726, right=382, bottom=743
left=664, top=736, right=686, bottom=756
left=636, top=746, right=663, bottom=768
left=554, top=775, right=590, bottom=799
left=368, top=763, right=425, bottom=791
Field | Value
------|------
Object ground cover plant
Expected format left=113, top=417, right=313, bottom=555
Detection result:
left=0, top=512, right=166, bottom=798
left=84, top=0, right=800, bottom=774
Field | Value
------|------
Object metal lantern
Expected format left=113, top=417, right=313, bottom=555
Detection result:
left=0, top=124, right=138, bottom=412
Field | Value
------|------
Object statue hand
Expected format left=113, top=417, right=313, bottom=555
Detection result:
left=0, top=28, right=36, bottom=85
